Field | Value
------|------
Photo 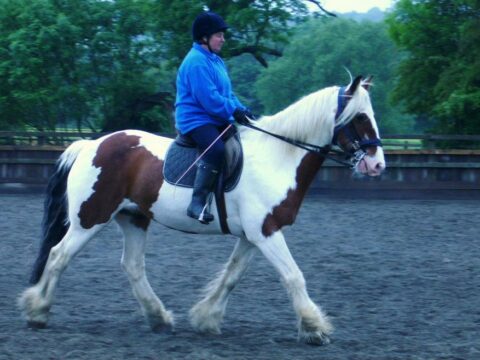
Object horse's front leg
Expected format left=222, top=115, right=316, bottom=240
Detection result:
left=254, top=231, right=333, bottom=345
left=190, top=236, right=257, bottom=334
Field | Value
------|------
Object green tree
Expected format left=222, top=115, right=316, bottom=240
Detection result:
left=227, top=54, right=265, bottom=115
left=0, top=0, right=173, bottom=132
left=386, top=0, right=480, bottom=134
left=0, top=0, right=338, bottom=132
left=149, top=0, right=311, bottom=68
left=255, top=17, right=413, bottom=133
left=0, top=0, right=79, bottom=130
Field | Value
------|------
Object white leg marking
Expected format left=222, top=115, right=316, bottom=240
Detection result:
left=19, top=225, right=101, bottom=327
left=255, top=232, right=333, bottom=345
left=190, top=237, right=257, bottom=334
left=116, top=213, right=174, bottom=332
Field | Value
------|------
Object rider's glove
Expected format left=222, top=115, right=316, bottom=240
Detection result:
left=233, top=108, right=252, bottom=126
left=244, top=109, right=257, bottom=121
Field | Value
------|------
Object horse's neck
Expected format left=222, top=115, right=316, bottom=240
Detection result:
left=243, top=89, right=335, bottom=169
left=240, top=88, right=335, bottom=189
left=295, top=152, right=326, bottom=193
left=259, top=151, right=326, bottom=237
left=241, top=126, right=326, bottom=218
left=240, top=86, right=337, bottom=215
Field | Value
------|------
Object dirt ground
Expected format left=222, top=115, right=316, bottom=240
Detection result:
left=0, top=191, right=479, bottom=360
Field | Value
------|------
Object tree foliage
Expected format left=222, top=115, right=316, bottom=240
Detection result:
left=149, top=0, right=310, bottom=68
left=227, top=54, right=265, bottom=115
left=386, top=0, right=480, bottom=134
left=0, top=0, right=321, bottom=131
left=5, top=0, right=477, bottom=136
left=0, top=0, right=171, bottom=131
left=255, top=17, right=414, bottom=133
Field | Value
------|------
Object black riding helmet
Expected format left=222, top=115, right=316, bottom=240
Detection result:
left=192, top=11, right=228, bottom=42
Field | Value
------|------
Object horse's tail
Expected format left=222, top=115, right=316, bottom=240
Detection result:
left=29, top=140, right=91, bottom=284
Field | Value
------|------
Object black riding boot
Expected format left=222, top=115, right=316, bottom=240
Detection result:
left=187, top=161, right=219, bottom=224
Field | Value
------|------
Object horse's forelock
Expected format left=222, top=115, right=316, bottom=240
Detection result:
left=336, top=86, right=374, bottom=128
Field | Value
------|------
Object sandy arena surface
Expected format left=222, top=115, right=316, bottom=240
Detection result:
left=0, top=191, right=479, bottom=359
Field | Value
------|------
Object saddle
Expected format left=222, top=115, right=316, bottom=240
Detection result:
left=163, top=126, right=243, bottom=233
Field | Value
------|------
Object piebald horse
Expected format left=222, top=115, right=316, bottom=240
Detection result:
left=19, top=76, right=385, bottom=345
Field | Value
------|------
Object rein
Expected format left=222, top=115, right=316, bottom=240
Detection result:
left=242, top=121, right=354, bottom=167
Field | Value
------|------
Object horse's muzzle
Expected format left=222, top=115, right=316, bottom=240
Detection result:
left=356, top=153, right=386, bottom=176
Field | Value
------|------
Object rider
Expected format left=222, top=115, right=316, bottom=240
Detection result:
left=175, top=11, right=254, bottom=224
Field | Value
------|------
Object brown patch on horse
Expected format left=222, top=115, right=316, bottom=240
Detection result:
left=129, top=212, right=151, bottom=231
left=78, top=132, right=164, bottom=229
left=262, top=152, right=326, bottom=237
left=352, top=113, right=379, bottom=156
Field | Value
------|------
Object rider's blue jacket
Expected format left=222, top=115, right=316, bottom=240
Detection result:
left=175, top=43, right=245, bottom=135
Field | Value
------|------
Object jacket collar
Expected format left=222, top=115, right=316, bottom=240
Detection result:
left=193, top=43, right=219, bottom=61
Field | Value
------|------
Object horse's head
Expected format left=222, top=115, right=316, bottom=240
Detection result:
left=332, top=76, right=385, bottom=177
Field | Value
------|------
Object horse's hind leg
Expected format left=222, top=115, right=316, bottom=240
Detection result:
left=254, top=231, right=333, bottom=345
left=190, top=237, right=257, bottom=334
left=115, top=212, right=174, bottom=332
left=19, top=225, right=101, bottom=327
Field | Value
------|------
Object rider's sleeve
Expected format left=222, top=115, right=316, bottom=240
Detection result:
left=188, top=63, right=237, bottom=122
left=230, top=93, right=245, bottom=111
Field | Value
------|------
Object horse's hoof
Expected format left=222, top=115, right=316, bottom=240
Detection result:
left=147, top=309, right=174, bottom=334
left=27, top=320, right=47, bottom=329
left=150, top=322, right=174, bottom=334
left=194, top=326, right=221, bottom=335
left=300, top=332, right=331, bottom=346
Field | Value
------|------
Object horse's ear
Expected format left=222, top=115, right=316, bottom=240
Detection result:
left=346, top=75, right=363, bottom=96
left=362, top=75, right=373, bottom=91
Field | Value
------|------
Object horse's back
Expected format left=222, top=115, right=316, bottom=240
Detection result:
left=97, top=129, right=173, bottom=158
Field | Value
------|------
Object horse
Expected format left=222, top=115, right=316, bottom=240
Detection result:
left=19, top=75, right=385, bottom=345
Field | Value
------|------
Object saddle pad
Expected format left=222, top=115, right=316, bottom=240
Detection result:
left=163, top=133, right=243, bottom=192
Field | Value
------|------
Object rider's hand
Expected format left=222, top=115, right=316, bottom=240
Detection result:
left=233, top=108, right=251, bottom=126
left=244, top=109, right=257, bottom=121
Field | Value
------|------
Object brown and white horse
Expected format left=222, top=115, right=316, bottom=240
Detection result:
left=19, top=76, right=385, bottom=345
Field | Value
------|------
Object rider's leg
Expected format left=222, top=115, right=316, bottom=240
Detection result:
left=186, top=125, right=225, bottom=224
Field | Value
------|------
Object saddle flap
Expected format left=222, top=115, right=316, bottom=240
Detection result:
left=164, top=131, right=243, bottom=192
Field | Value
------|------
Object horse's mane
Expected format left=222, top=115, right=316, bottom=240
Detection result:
left=246, top=81, right=373, bottom=151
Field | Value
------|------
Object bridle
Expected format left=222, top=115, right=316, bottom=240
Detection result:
left=242, top=86, right=383, bottom=169
left=331, top=86, right=383, bottom=166
left=332, top=117, right=383, bottom=168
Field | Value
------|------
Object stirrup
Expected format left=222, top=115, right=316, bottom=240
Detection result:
left=187, top=204, right=214, bottom=224
left=198, top=213, right=214, bottom=224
